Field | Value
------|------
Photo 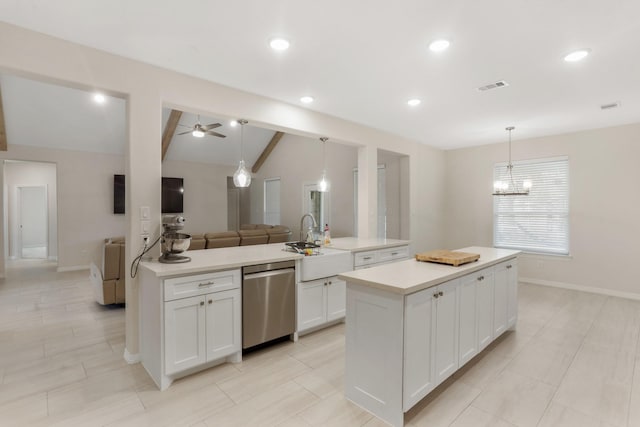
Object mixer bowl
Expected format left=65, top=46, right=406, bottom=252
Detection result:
left=162, top=233, right=192, bottom=254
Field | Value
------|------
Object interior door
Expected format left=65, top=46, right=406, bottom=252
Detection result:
left=18, top=185, right=48, bottom=259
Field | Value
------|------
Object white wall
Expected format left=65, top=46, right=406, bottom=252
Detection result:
left=0, top=145, right=125, bottom=269
left=4, top=161, right=57, bottom=258
left=251, top=133, right=358, bottom=239
left=445, top=122, right=640, bottom=297
left=161, top=160, right=236, bottom=234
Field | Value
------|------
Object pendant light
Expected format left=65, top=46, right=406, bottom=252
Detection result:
left=318, top=137, right=329, bottom=192
left=493, top=126, right=531, bottom=196
left=233, top=119, right=251, bottom=188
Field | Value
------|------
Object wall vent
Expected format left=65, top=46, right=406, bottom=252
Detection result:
left=600, top=102, right=620, bottom=110
left=477, top=80, right=509, bottom=92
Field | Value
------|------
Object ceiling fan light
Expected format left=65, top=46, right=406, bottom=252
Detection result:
left=233, top=160, right=252, bottom=188
left=192, top=129, right=205, bottom=138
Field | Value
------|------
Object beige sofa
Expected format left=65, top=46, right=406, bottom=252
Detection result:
left=91, top=225, right=292, bottom=305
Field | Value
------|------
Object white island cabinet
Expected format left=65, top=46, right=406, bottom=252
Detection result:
left=339, top=246, right=520, bottom=427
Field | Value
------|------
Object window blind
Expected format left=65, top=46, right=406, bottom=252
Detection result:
left=493, top=156, right=569, bottom=255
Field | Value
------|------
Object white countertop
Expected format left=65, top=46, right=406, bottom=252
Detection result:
left=328, top=237, right=410, bottom=252
left=140, top=243, right=303, bottom=278
left=338, top=246, right=520, bottom=295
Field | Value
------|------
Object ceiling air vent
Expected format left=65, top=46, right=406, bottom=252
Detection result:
left=600, top=102, right=620, bottom=110
left=477, top=80, right=509, bottom=92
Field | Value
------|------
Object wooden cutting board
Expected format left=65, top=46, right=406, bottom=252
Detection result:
left=415, top=250, right=480, bottom=267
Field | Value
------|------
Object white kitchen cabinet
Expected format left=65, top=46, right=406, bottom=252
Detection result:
left=140, top=268, right=241, bottom=390
left=477, top=268, right=495, bottom=351
left=164, top=295, right=206, bottom=375
left=458, top=274, right=478, bottom=367
left=353, top=245, right=410, bottom=270
left=434, top=279, right=459, bottom=384
left=506, top=262, right=518, bottom=328
left=206, top=289, right=241, bottom=362
left=402, top=278, right=459, bottom=409
left=326, top=277, right=346, bottom=321
left=164, top=287, right=241, bottom=376
left=493, top=261, right=509, bottom=336
left=403, top=286, right=435, bottom=410
left=298, top=275, right=346, bottom=332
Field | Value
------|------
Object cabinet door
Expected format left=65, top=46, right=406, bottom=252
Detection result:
left=298, top=279, right=327, bottom=331
left=458, top=274, right=478, bottom=367
left=403, top=288, right=436, bottom=410
left=477, top=269, right=495, bottom=351
left=493, top=262, right=509, bottom=337
left=434, top=279, right=459, bottom=385
left=206, top=289, right=241, bottom=362
left=326, top=277, right=346, bottom=322
left=506, top=261, right=518, bottom=328
left=165, top=295, right=206, bottom=375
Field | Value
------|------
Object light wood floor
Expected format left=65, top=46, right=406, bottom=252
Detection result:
left=1, top=260, right=640, bottom=427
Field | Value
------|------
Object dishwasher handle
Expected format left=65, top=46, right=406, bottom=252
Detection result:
left=243, top=268, right=295, bottom=281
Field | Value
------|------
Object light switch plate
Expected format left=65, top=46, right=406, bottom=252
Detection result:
left=140, top=206, right=150, bottom=219
left=141, top=220, right=150, bottom=234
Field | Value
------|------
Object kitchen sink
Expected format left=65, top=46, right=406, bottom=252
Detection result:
left=297, top=246, right=353, bottom=281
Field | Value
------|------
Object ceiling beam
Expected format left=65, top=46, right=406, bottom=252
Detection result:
left=161, top=109, right=182, bottom=161
left=252, top=131, right=284, bottom=173
left=0, top=85, right=7, bottom=151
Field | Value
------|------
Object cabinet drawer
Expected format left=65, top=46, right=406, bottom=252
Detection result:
left=164, top=269, right=240, bottom=302
left=378, top=246, right=409, bottom=263
left=354, top=250, right=378, bottom=267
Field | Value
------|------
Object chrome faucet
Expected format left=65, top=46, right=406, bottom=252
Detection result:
left=299, top=213, right=318, bottom=241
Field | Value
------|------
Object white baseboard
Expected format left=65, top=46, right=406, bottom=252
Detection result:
left=48, top=256, right=58, bottom=261
left=56, top=264, right=90, bottom=273
left=124, top=348, right=140, bottom=364
left=520, top=277, right=640, bottom=301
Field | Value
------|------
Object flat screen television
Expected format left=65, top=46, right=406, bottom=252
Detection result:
left=113, top=175, right=184, bottom=214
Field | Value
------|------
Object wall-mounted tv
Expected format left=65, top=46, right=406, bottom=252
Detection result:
left=113, top=175, right=184, bottom=214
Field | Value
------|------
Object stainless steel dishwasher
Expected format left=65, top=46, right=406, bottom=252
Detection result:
left=242, top=260, right=296, bottom=349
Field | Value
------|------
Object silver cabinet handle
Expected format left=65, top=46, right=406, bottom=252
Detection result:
left=439, top=291, right=444, bottom=296
left=363, top=256, right=372, bottom=260
left=198, top=281, right=215, bottom=287
left=199, top=301, right=204, bottom=306
left=391, top=252, right=398, bottom=256
left=208, top=299, right=212, bottom=304
left=324, top=281, right=327, bottom=286
left=328, top=281, right=332, bottom=285
left=433, top=293, right=439, bottom=299
left=477, top=276, right=483, bottom=281
left=506, top=265, right=512, bottom=269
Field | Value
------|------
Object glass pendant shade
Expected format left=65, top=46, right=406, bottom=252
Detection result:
left=233, top=160, right=251, bottom=187
left=233, top=119, right=251, bottom=188
left=318, top=137, right=329, bottom=192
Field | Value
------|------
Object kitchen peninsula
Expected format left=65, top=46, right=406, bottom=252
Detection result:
left=338, top=246, right=520, bottom=427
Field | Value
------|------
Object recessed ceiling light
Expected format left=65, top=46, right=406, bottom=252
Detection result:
left=269, top=38, right=290, bottom=51
left=407, top=98, right=422, bottom=107
left=300, top=96, right=314, bottom=104
left=429, top=39, right=450, bottom=52
left=564, top=49, right=591, bottom=62
left=93, top=93, right=106, bottom=104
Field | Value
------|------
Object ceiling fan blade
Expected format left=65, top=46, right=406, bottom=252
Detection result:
left=201, top=123, right=222, bottom=131
left=206, top=131, right=226, bottom=138
left=177, top=130, right=193, bottom=135
left=177, top=123, right=192, bottom=128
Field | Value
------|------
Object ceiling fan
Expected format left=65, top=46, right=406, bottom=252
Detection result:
left=178, top=115, right=226, bottom=138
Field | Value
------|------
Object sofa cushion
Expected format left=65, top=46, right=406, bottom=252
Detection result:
left=238, top=229, right=269, bottom=245
left=189, top=233, right=206, bottom=250
left=266, top=226, right=292, bottom=243
left=205, top=231, right=240, bottom=249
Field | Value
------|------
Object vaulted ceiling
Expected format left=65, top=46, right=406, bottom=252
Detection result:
left=1, top=0, right=640, bottom=149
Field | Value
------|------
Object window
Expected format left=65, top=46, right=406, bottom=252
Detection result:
left=493, top=156, right=569, bottom=255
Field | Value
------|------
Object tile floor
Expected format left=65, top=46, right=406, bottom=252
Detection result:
left=1, top=260, right=640, bottom=426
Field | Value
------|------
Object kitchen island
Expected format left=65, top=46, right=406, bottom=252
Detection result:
left=338, top=246, right=520, bottom=427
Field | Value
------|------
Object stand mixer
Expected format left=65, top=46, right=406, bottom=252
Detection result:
left=159, top=215, right=192, bottom=264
